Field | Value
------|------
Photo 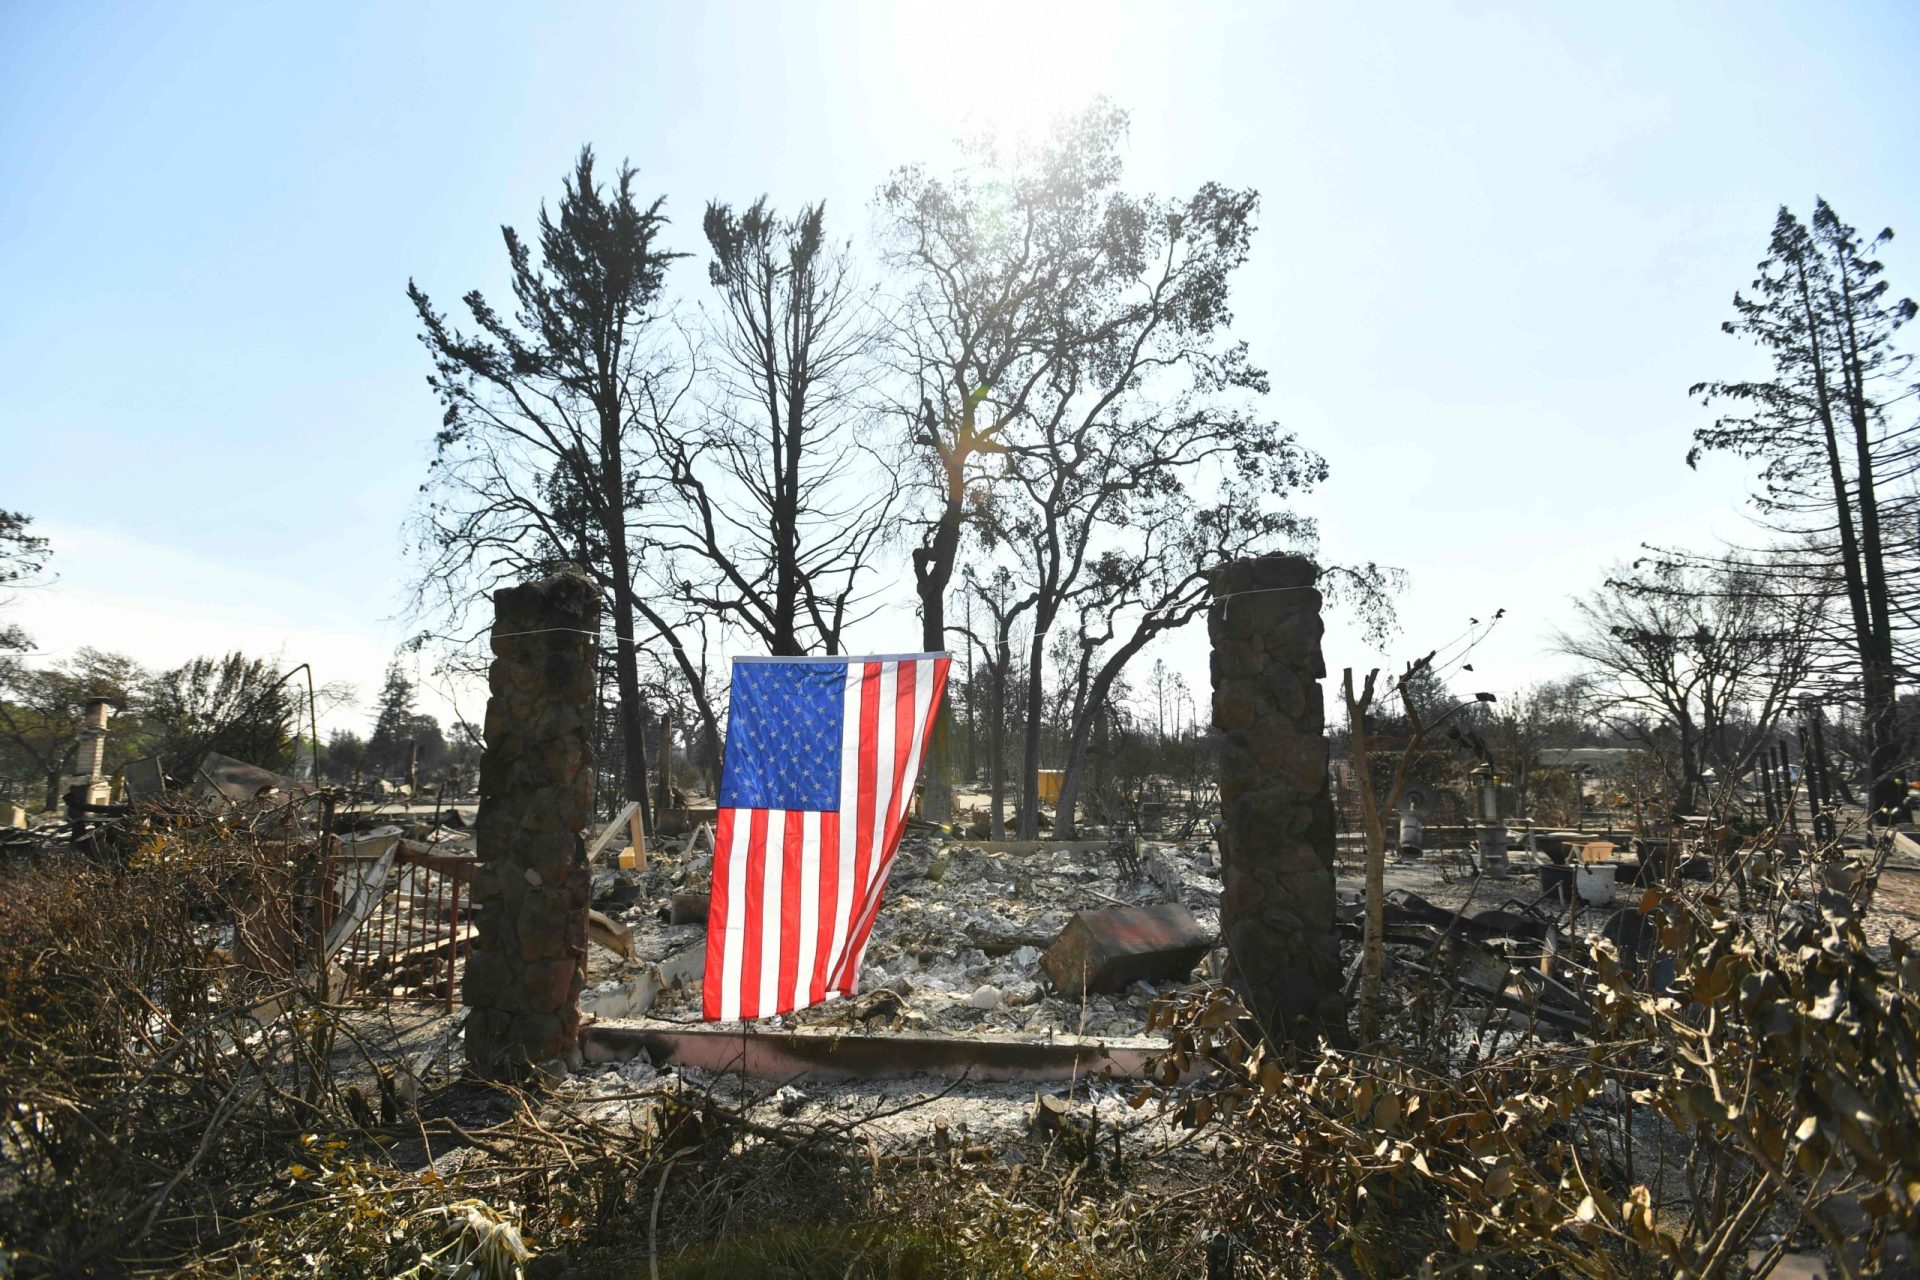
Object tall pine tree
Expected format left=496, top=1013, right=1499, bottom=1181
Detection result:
left=1688, top=200, right=1919, bottom=819
left=367, top=662, right=417, bottom=778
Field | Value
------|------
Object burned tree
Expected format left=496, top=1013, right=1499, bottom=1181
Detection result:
left=408, top=147, right=685, bottom=828
left=955, top=565, right=1034, bottom=840
left=1555, top=558, right=1820, bottom=814
left=983, top=174, right=1331, bottom=838
left=880, top=102, right=1140, bottom=823
left=0, top=648, right=144, bottom=811
left=1044, top=489, right=1371, bottom=839
left=143, top=652, right=301, bottom=779
left=0, top=509, right=50, bottom=670
left=1478, top=676, right=1589, bottom=820
left=1341, top=654, right=1495, bottom=1041
left=1687, top=200, right=1918, bottom=819
left=645, top=199, right=891, bottom=659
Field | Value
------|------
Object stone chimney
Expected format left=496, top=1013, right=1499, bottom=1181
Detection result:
left=1206, top=554, right=1349, bottom=1048
left=464, top=572, right=598, bottom=1081
left=81, top=698, right=112, bottom=804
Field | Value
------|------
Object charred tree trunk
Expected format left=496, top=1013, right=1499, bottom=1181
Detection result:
left=605, top=549, right=654, bottom=834
left=915, top=487, right=966, bottom=826
left=1835, top=252, right=1903, bottom=821
left=990, top=634, right=1009, bottom=840
left=1054, top=631, right=1155, bottom=840
left=1016, top=620, right=1051, bottom=840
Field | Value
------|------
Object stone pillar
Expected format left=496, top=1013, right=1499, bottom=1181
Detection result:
left=1206, top=554, right=1348, bottom=1048
left=464, top=572, right=598, bottom=1080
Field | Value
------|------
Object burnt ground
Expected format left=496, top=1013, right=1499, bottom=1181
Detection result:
left=332, top=812, right=1920, bottom=1174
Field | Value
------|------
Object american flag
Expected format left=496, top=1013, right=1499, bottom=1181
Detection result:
left=702, top=653, right=950, bottom=1022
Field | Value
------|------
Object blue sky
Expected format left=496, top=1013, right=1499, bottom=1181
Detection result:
left=3, top=1, right=1917, bottom=734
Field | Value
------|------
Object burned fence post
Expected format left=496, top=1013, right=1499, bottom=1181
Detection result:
left=1206, top=554, right=1349, bottom=1048
left=464, top=572, right=598, bottom=1080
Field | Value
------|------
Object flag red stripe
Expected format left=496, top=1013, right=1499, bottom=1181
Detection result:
left=851, top=662, right=880, bottom=928
left=809, top=809, right=840, bottom=1006
left=739, top=808, right=769, bottom=1019
left=776, top=810, right=803, bottom=1013
left=701, top=808, right=736, bottom=1019
left=886, top=659, right=916, bottom=849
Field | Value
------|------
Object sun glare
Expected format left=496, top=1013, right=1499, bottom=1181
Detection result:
left=873, top=0, right=1133, bottom=152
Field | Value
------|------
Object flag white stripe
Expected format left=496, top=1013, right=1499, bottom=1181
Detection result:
left=719, top=811, right=750, bottom=1021
left=826, top=660, right=887, bottom=991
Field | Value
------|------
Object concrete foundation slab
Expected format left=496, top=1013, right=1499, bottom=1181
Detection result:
left=578, top=1024, right=1166, bottom=1083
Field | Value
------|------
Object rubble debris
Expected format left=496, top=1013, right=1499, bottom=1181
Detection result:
left=581, top=974, right=656, bottom=1020
left=587, top=908, right=633, bottom=959
left=1599, top=903, right=1675, bottom=987
left=1380, top=889, right=1552, bottom=943
left=954, top=839, right=1111, bottom=856
left=339, top=825, right=403, bottom=861
left=1030, top=1092, right=1073, bottom=1136
left=120, top=756, right=167, bottom=800
left=1575, top=860, right=1618, bottom=906
left=323, top=844, right=398, bottom=962
left=653, top=805, right=718, bottom=836
left=1140, top=847, right=1185, bottom=902
left=849, top=985, right=909, bottom=1029
left=591, top=869, right=643, bottom=911
left=1435, top=934, right=1514, bottom=992
left=1041, top=903, right=1213, bottom=995
left=409, top=1009, right=469, bottom=1082
left=586, top=800, right=641, bottom=864
left=581, top=942, right=706, bottom=1022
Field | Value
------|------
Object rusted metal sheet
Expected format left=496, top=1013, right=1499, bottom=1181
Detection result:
left=1041, top=903, right=1213, bottom=995
left=193, top=751, right=314, bottom=809
left=667, top=891, right=710, bottom=925
left=653, top=806, right=718, bottom=836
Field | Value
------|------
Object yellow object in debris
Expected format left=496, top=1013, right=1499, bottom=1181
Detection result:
left=618, top=846, right=637, bottom=870
left=1037, top=769, right=1065, bottom=805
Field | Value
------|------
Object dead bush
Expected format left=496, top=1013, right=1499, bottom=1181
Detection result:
left=0, top=810, right=366, bottom=1276
left=1141, top=883, right=1920, bottom=1277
